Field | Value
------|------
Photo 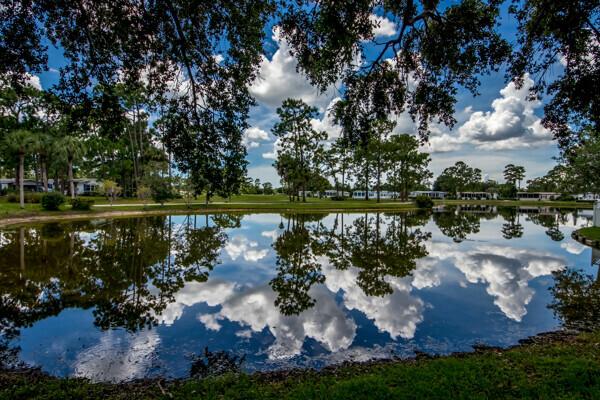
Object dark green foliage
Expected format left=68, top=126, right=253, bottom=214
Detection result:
left=503, top=164, right=526, bottom=188
left=498, top=183, right=517, bottom=199
left=150, top=179, right=174, bottom=205
left=556, top=194, right=575, bottom=202
left=270, top=214, right=325, bottom=314
left=5, top=192, right=42, bottom=204
left=550, top=269, right=600, bottom=331
left=433, top=208, right=481, bottom=243
left=40, top=192, right=64, bottom=211
left=414, top=195, right=433, bottom=209
left=0, top=216, right=227, bottom=336
left=510, top=0, right=599, bottom=159
left=280, top=0, right=511, bottom=142
left=386, top=134, right=432, bottom=201
left=5, top=193, right=17, bottom=203
left=273, top=99, right=327, bottom=202
left=2, top=1, right=274, bottom=199
left=69, top=198, right=94, bottom=211
left=434, top=161, right=482, bottom=194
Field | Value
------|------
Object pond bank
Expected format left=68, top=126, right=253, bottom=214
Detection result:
left=572, top=227, right=600, bottom=248
left=0, top=199, right=593, bottom=228
left=1, top=330, right=599, bottom=399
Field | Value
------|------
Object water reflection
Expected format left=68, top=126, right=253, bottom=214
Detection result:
left=0, top=207, right=597, bottom=380
left=0, top=216, right=228, bottom=336
left=271, top=214, right=326, bottom=315
left=498, top=207, right=524, bottom=239
left=550, top=268, right=600, bottom=331
left=433, top=206, right=485, bottom=242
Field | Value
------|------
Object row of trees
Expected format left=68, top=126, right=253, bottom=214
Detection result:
left=432, top=161, right=527, bottom=199
left=435, top=153, right=600, bottom=199
left=0, top=78, right=176, bottom=208
left=1, top=1, right=596, bottom=198
left=527, top=135, right=600, bottom=195
left=272, top=100, right=596, bottom=202
left=273, top=99, right=432, bottom=202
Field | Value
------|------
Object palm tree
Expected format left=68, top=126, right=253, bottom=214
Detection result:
left=55, top=135, right=85, bottom=199
left=32, top=132, right=53, bottom=192
left=4, top=129, right=35, bottom=208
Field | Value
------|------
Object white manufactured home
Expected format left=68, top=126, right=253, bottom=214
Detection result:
left=576, top=193, right=600, bottom=201
left=0, top=178, right=100, bottom=195
left=409, top=190, right=447, bottom=199
left=323, top=190, right=350, bottom=198
left=517, top=192, right=560, bottom=201
left=457, top=192, right=498, bottom=200
left=352, top=190, right=398, bottom=200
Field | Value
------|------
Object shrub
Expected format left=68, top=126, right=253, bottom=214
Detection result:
left=41, top=192, right=65, bottom=211
left=415, top=195, right=434, bottom=208
left=6, top=192, right=43, bottom=203
left=556, top=194, right=575, bottom=202
left=70, top=197, right=95, bottom=211
left=331, top=195, right=345, bottom=201
left=150, top=179, right=174, bottom=205
left=6, top=192, right=18, bottom=203
left=25, top=193, right=43, bottom=203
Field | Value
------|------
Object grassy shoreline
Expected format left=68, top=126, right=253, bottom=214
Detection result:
left=1, top=330, right=599, bottom=399
left=572, top=227, right=600, bottom=248
left=0, top=195, right=594, bottom=228
left=576, top=227, right=600, bottom=241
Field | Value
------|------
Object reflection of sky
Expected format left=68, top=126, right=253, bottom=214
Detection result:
left=11, top=210, right=597, bottom=381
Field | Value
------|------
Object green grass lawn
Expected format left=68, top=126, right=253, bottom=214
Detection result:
left=577, top=227, right=600, bottom=241
left=1, top=331, right=599, bottom=399
left=0, top=195, right=594, bottom=225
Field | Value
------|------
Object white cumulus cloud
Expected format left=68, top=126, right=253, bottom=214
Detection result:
left=243, top=127, right=270, bottom=148
left=369, top=14, right=397, bottom=38
left=458, top=74, right=553, bottom=150
left=249, top=28, right=338, bottom=110
left=225, top=235, right=269, bottom=262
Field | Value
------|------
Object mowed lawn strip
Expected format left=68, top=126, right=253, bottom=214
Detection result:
left=1, top=331, right=599, bottom=400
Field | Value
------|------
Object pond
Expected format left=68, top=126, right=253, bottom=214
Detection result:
left=0, top=206, right=598, bottom=382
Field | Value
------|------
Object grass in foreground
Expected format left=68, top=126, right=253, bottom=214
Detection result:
left=1, top=331, right=599, bottom=399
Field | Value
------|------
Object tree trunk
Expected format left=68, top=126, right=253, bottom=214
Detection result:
left=15, top=165, right=19, bottom=194
left=34, top=155, right=40, bottom=192
left=42, top=158, right=48, bottom=192
left=302, top=181, right=306, bottom=202
left=68, top=157, right=75, bottom=199
left=19, top=152, right=25, bottom=209
left=365, top=161, right=370, bottom=201
left=376, top=160, right=381, bottom=203
left=342, top=167, right=346, bottom=198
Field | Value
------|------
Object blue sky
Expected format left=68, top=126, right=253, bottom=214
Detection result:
left=33, top=3, right=560, bottom=187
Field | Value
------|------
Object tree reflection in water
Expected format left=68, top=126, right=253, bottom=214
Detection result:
left=549, top=267, right=600, bottom=331
left=270, top=211, right=431, bottom=315
left=432, top=206, right=482, bottom=242
left=0, top=208, right=593, bottom=375
left=270, top=214, right=327, bottom=316
left=344, top=212, right=430, bottom=297
left=0, top=215, right=229, bottom=343
left=526, top=210, right=569, bottom=242
left=498, top=207, right=524, bottom=239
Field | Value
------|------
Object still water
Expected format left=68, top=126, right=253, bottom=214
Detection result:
left=0, top=206, right=597, bottom=381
